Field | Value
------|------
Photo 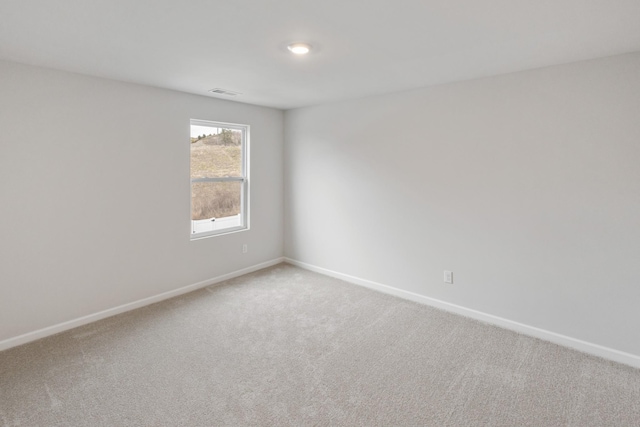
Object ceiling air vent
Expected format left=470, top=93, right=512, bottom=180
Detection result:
left=208, top=88, right=241, bottom=96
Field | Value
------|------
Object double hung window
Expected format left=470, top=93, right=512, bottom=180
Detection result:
left=190, top=119, right=248, bottom=238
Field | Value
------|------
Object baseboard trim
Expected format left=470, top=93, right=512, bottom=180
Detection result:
left=284, top=257, right=640, bottom=369
left=0, top=257, right=285, bottom=352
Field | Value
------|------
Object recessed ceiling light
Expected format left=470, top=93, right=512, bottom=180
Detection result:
left=287, top=43, right=312, bottom=55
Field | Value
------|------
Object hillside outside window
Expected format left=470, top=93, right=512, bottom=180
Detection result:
left=190, top=119, right=249, bottom=238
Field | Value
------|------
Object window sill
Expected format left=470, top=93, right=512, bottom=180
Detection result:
left=191, top=214, right=247, bottom=240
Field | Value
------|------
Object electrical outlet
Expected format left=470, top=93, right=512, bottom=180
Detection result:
left=444, top=270, right=453, bottom=284
left=242, top=244, right=248, bottom=254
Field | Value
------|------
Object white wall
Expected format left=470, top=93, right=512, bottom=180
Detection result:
left=284, top=53, right=640, bottom=356
left=0, top=60, right=284, bottom=343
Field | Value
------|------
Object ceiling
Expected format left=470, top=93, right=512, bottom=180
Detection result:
left=1, top=0, right=640, bottom=110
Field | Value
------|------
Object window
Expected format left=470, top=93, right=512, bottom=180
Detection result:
left=190, top=119, right=248, bottom=238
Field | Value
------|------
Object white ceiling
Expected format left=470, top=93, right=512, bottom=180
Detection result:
left=1, top=0, right=640, bottom=110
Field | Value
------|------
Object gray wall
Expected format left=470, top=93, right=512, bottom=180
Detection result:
left=284, top=53, right=640, bottom=356
left=0, top=60, right=284, bottom=342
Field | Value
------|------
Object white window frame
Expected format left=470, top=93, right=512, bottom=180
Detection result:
left=190, top=119, right=249, bottom=239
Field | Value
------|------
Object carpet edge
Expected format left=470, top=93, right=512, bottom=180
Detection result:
left=284, top=257, right=640, bottom=369
left=0, top=257, right=285, bottom=352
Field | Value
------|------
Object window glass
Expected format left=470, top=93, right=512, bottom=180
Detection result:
left=190, top=120, right=248, bottom=238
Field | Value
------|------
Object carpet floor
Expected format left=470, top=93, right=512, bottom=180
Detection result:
left=1, top=263, right=639, bottom=426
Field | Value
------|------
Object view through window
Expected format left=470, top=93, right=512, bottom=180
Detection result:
left=190, top=119, right=248, bottom=238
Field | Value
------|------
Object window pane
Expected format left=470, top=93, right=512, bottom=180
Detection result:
left=189, top=119, right=248, bottom=238
left=191, top=180, right=242, bottom=221
left=190, top=126, right=242, bottom=179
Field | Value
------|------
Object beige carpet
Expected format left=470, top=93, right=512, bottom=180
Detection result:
left=1, top=263, right=639, bottom=426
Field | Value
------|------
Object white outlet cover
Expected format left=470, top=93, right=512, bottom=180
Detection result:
left=444, top=271, right=453, bottom=284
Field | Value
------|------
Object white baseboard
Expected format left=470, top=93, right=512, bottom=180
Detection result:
left=0, top=257, right=285, bottom=352
left=284, top=257, right=640, bottom=369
